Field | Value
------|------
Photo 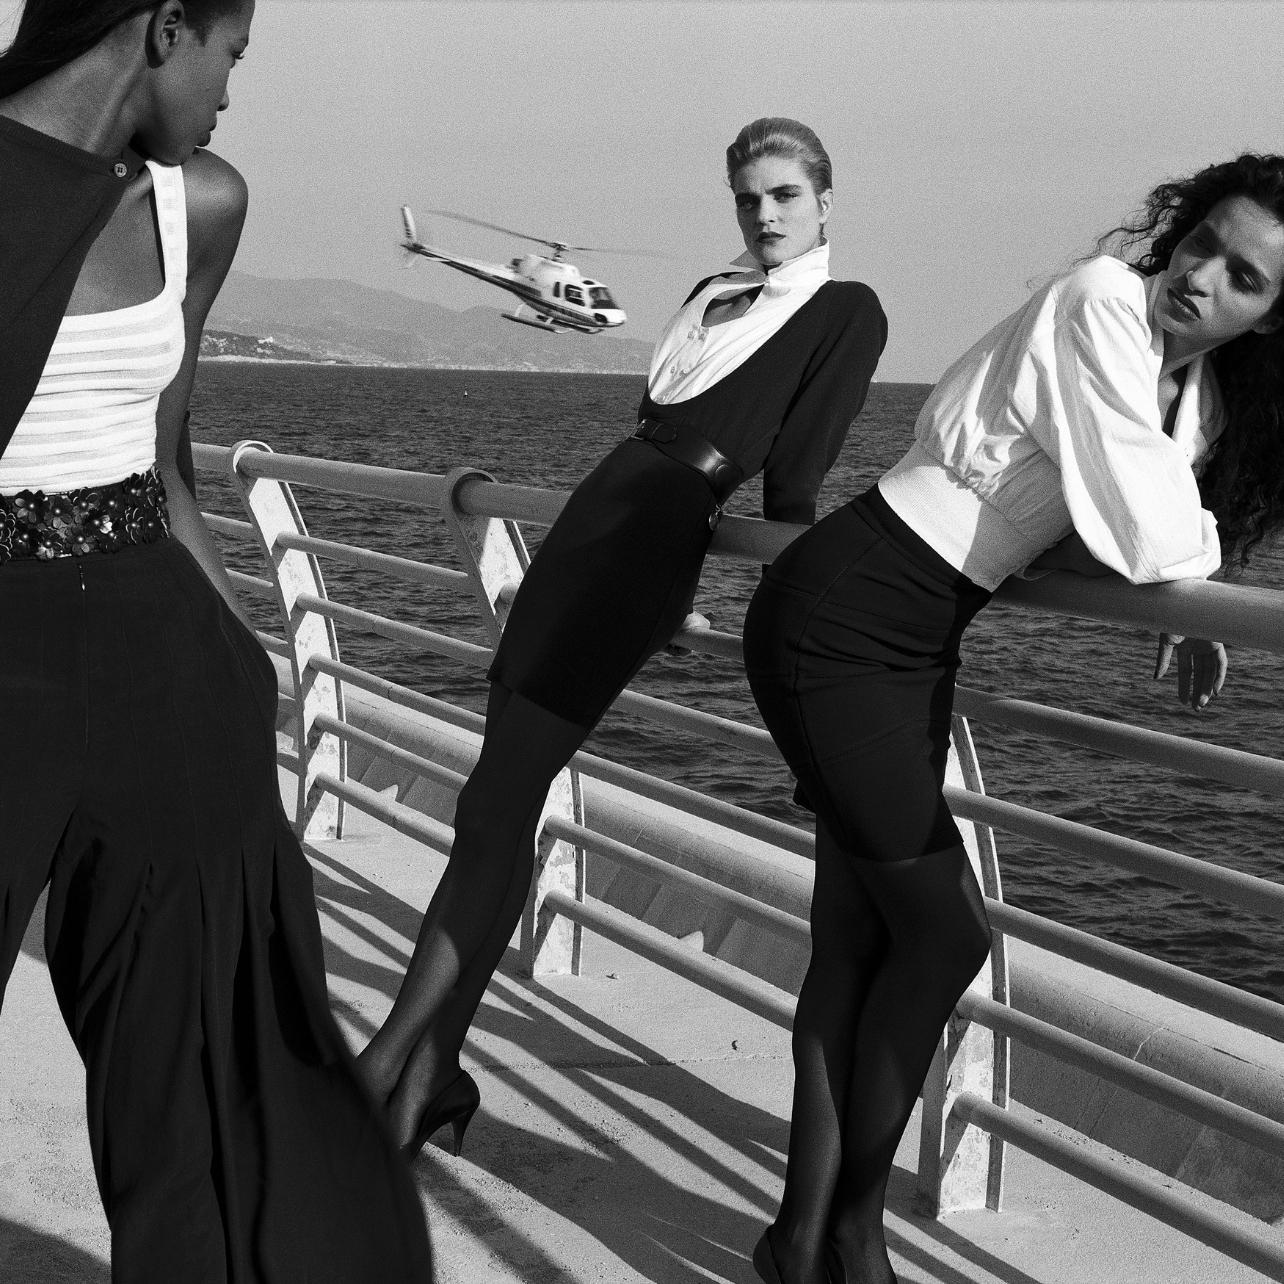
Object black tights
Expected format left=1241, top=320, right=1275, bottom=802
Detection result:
left=769, top=825, right=991, bottom=1284
left=358, top=682, right=589, bottom=1145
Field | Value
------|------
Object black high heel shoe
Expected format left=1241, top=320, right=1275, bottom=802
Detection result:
left=752, top=1230, right=784, bottom=1284
left=402, top=1069, right=481, bottom=1160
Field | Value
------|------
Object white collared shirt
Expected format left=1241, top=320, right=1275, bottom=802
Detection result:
left=647, top=241, right=832, bottom=404
left=878, top=255, right=1224, bottom=589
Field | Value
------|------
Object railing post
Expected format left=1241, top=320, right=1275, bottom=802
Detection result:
left=227, top=440, right=346, bottom=840
left=917, top=714, right=1010, bottom=1215
left=441, top=466, right=586, bottom=977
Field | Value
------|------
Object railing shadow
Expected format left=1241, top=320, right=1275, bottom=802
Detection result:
left=307, top=842, right=1045, bottom=1284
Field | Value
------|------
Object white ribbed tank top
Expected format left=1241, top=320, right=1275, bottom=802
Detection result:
left=0, top=159, right=187, bottom=495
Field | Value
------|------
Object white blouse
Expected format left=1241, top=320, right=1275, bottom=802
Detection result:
left=647, top=241, right=832, bottom=404
left=879, top=256, right=1224, bottom=590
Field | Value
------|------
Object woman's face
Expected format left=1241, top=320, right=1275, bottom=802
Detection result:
left=136, top=0, right=254, bottom=164
left=732, top=155, right=832, bottom=268
left=1155, top=194, right=1284, bottom=363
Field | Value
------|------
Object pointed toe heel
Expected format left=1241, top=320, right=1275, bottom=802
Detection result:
left=752, top=1230, right=784, bottom=1284
left=403, top=1069, right=481, bottom=1160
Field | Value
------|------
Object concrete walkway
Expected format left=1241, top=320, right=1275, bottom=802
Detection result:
left=3, top=787, right=1282, bottom=1283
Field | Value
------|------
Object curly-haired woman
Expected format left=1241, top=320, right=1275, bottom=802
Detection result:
left=743, top=155, right=1284, bottom=1283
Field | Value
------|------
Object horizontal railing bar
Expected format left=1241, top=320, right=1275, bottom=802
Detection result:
left=663, top=620, right=745, bottom=662
left=272, top=531, right=472, bottom=591
left=956, top=686, right=1284, bottom=796
left=310, top=690, right=814, bottom=926
left=304, top=642, right=1283, bottom=925
left=958, top=994, right=1284, bottom=1159
left=201, top=443, right=456, bottom=509
left=542, top=816, right=809, bottom=944
left=985, top=899, right=1284, bottom=1042
left=313, top=770, right=454, bottom=855
left=228, top=569, right=274, bottom=600
left=256, top=630, right=290, bottom=658
left=198, top=443, right=1284, bottom=652
left=203, top=511, right=255, bottom=539
left=295, top=593, right=494, bottom=668
left=998, top=571, right=1284, bottom=658
left=955, top=1094, right=1284, bottom=1279
left=611, top=687, right=778, bottom=757
left=304, top=654, right=812, bottom=859
left=297, top=598, right=783, bottom=753
left=946, top=786, right=1284, bottom=919
left=313, top=713, right=467, bottom=794
left=306, top=699, right=1284, bottom=1047
left=541, top=889, right=795, bottom=1027
left=568, top=749, right=814, bottom=860
left=308, top=656, right=487, bottom=735
left=197, top=441, right=1284, bottom=652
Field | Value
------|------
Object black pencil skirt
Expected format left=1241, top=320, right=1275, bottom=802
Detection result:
left=488, top=436, right=719, bottom=727
left=0, top=538, right=433, bottom=1283
left=743, top=486, right=992, bottom=862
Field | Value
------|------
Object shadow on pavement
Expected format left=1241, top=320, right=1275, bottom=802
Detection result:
left=0, top=1217, right=109, bottom=1283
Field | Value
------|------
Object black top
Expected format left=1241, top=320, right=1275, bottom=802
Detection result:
left=637, top=278, right=887, bottom=525
left=0, top=115, right=140, bottom=455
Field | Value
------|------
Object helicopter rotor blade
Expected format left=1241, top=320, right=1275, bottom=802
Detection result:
left=424, top=209, right=563, bottom=251
left=422, top=208, right=675, bottom=259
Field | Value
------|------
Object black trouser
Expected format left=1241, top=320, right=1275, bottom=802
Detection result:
left=0, top=538, right=432, bottom=1283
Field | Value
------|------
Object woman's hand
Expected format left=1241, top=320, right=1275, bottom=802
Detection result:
left=1024, top=532, right=1114, bottom=577
left=1154, top=634, right=1227, bottom=710
left=665, top=612, right=711, bottom=657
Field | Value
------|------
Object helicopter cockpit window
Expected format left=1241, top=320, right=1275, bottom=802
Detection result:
left=563, top=284, right=585, bottom=306
left=588, top=287, right=617, bottom=309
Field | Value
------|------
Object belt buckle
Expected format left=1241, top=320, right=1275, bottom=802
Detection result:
left=639, top=418, right=677, bottom=445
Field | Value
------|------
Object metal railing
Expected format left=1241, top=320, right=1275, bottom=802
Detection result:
left=193, top=439, right=1284, bottom=1278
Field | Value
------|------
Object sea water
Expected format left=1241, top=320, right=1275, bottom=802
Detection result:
left=191, top=363, right=1284, bottom=1000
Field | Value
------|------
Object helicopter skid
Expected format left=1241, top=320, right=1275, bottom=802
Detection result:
left=502, top=309, right=563, bottom=333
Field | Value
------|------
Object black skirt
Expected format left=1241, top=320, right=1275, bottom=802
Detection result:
left=744, top=486, right=991, bottom=862
left=488, top=436, right=719, bottom=727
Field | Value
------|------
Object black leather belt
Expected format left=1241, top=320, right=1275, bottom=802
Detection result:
left=632, top=418, right=743, bottom=507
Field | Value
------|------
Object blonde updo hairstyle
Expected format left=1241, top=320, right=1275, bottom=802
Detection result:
left=725, top=117, right=833, bottom=198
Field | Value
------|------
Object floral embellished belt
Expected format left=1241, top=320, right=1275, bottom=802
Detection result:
left=0, top=466, right=171, bottom=565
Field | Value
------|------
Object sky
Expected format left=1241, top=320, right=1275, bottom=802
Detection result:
left=4, top=1, right=1282, bottom=379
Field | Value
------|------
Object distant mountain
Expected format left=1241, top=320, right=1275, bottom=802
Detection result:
left=205, top=271, right=654, bottom=373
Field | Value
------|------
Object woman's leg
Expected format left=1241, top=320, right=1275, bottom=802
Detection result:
left=826, top=845, right=990, bottom=1283
left=360, top=683, right=590, bottom=1145
left=766, top=820, right=886, bottom=1284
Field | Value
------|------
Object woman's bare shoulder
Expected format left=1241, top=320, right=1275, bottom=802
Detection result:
left=180, top=149, right=248, bottom=266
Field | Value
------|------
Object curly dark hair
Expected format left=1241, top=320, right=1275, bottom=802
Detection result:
left=1099, top=154, right=1284, bottom=572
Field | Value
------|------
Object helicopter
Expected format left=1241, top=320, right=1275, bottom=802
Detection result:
left=398, top=207, right=627, bottom=334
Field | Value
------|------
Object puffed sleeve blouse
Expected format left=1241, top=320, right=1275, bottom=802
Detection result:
left=879, top=255, right=1224, bottom=589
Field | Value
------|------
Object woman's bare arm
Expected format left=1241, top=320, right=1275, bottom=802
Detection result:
left=153, top=148, right=253, bottom=625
